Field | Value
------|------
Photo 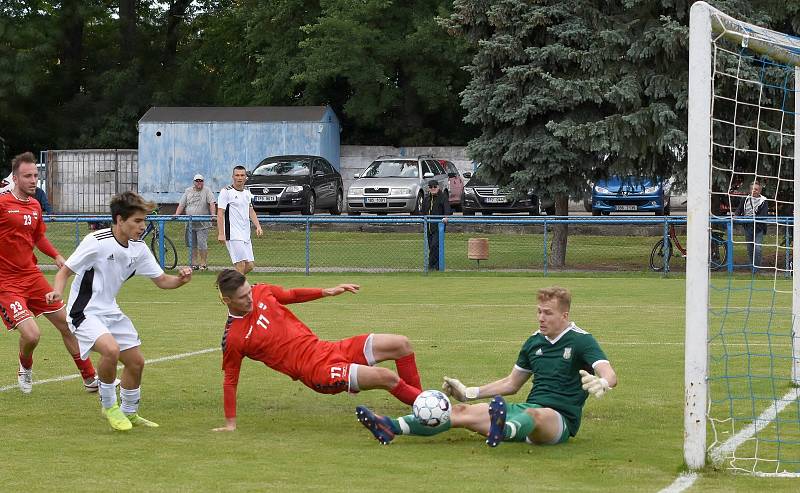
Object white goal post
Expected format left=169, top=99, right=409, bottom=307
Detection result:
left=687, top=1, right=800, bottom=474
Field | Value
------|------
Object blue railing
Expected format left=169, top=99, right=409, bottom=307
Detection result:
left=42, top=215, right=794, bottom=275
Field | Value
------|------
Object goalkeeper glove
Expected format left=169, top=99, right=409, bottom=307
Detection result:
left=442, top=376, right=480, bottom=402
left=579, top=370, right=610, bottom=398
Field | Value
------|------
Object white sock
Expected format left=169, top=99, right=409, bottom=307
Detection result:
left=99, top=381, right=117, bottom=409
left=120, top=386, right=141, bottom=415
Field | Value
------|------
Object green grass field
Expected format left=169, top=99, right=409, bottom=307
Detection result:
left=1, top=272, right=798, bottom=492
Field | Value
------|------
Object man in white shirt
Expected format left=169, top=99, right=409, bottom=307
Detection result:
left=217, top=165, right=263, bottom=274
left=46, top=191, right=193, bottom=431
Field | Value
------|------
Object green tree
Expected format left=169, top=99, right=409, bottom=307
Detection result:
left=298, top=0, right=474, bottom=145
left=445, top=0, right=630, bottom=266
left=444, top=0, right=771, bottom=267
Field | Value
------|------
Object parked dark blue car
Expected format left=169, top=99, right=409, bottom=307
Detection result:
left=591, top=176, right=671, bottom=215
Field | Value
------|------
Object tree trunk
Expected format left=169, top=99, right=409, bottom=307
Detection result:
left=549, top=193, right=569, bottom=268
left=120, top=0, right=139, bottom=61
left=161, top=0, right=192, bottom=69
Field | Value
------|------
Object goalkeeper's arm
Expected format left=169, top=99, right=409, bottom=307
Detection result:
left=579, top=361, right=617, bottom=398
left=442, top=369, right=531, bottom=402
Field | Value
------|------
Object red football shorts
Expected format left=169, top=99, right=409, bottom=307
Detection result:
left=300, top=334, right=370, bottom=394
left=0, top=274, right=65, bottom=330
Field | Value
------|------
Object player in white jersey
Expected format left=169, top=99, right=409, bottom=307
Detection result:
left=46, top=191, right=193, bottom=432
left=217, top=165, right=263, bottom=274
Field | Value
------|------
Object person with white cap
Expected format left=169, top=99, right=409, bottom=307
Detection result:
left=175, top=174, right=216, bottom=270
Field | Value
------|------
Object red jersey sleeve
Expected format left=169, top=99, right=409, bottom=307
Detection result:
left=221, top=325, right=244, bottom=419
left=265, top=284, right=325, bottom=304
left=35, top=236, right=60, bottom=259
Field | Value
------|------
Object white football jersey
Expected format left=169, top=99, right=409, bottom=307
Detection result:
left=65, top=228, right=164, bottom=327
left=217, top=186, right=254, bottom=241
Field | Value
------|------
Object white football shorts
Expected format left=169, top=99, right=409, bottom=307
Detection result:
left=226, top=239, right=254, bottom=264
left=70, top=312, right=140, bottom=359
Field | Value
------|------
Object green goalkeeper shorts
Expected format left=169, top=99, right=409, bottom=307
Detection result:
left=507, top=403, right=570, bottom=445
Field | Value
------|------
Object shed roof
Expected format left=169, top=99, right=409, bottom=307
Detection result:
left=139, top=106, right=331, bottom=123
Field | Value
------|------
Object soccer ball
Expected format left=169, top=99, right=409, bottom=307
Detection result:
left=413, top=390, right=451, bottom=427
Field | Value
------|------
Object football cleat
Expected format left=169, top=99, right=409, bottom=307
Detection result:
left=126, top=413, right=159, bottom=428
left=486, top=395, right=507, bottom=447
left=17, top=366, right=33, bottom=394
left=84, top=376, right=100, bottom=393
left=355, top=405, right=395, bottom=445
left=102, top=404, right=132, bottom=431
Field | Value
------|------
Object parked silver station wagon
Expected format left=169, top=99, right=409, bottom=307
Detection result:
left=346, top=156, right=450, bottom=214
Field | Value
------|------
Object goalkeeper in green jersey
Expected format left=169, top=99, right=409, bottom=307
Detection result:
left=355, top=286, right=618, bottom=447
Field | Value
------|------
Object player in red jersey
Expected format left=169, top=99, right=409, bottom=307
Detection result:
left=212, top=269, right=423, bottom=432
left=0, top=152, right=98, bottom=393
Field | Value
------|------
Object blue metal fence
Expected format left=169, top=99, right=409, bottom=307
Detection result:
left=39, top=215, right=793, bottom=275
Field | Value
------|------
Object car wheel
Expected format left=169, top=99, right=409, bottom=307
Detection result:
left=463, top=209, right=475, bottom=216
left=413, top=193, right=424, bottom=215
left=545, top=207, right=556, bottom=216
left=330, top=191, right=343, bottom=215
left=483, top=211, right=493, bottom=216
left=303, top=193, right=316, bottom=215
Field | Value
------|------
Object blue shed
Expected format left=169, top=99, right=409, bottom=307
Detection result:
left=137, top=106, right=340, bottom=203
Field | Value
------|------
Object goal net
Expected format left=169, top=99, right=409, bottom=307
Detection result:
left=687, top=2, right=800, bottom=476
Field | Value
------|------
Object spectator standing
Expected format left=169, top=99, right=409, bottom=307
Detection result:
left=420, top=180, right=451, bottom=271
left=735, top=181, right=770, bottom=272
left=35, top=186, right=51, bottom=214
left=175, top=174, right=216, bottom=270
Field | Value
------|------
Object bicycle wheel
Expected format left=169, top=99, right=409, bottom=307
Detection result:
left=649, top=238, right=672, bottom=272
left=150, top=232, right=178, bottom=270
left=710, top=235, right=728, bottom=271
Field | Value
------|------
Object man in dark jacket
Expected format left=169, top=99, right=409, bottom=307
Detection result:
left=735, top=181, right=770, bottom=271
left=421, top=180, right=451, bottom=270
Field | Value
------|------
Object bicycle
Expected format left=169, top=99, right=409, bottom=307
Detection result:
left=649, top=223, right=728, bottom=272
left=140, top=210, right=178, bottom=270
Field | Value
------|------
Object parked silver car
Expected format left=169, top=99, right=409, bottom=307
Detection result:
left=346, top=156, right=450, bottom=214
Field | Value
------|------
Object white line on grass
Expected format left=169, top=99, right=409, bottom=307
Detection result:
left=657, top=472, right=699, bottom=493
left=0, top=347, right=219, bottom=392
left=709, top=387, right=800, bottom=467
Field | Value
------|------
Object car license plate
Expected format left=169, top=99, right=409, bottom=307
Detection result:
left=615, top=204, right=637, bottom=211
left=253, top=195, right=278, bottom=203
left=365, top=197, right=387, bottom=204
left=485, top=196, right=507, bottom=204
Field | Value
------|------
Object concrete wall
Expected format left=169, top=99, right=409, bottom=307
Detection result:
left=46, top=149, right=137, bottom=213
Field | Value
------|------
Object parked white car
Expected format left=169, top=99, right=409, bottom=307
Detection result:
left=346, top=156, right=450, bottom=214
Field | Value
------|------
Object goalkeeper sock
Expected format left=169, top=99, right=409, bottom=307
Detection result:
left=71, top=352, right=96, bottom=379
left=395, top=414, right=452, bottom=436
left=503, top=411, right=535, bottom=442
left=395, top=353, right=422, bottom=391
left=389, top=380, right=421, bottom=405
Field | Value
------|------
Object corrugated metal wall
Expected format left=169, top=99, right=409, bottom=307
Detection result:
left=46, top=149, right=137, bottom=213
